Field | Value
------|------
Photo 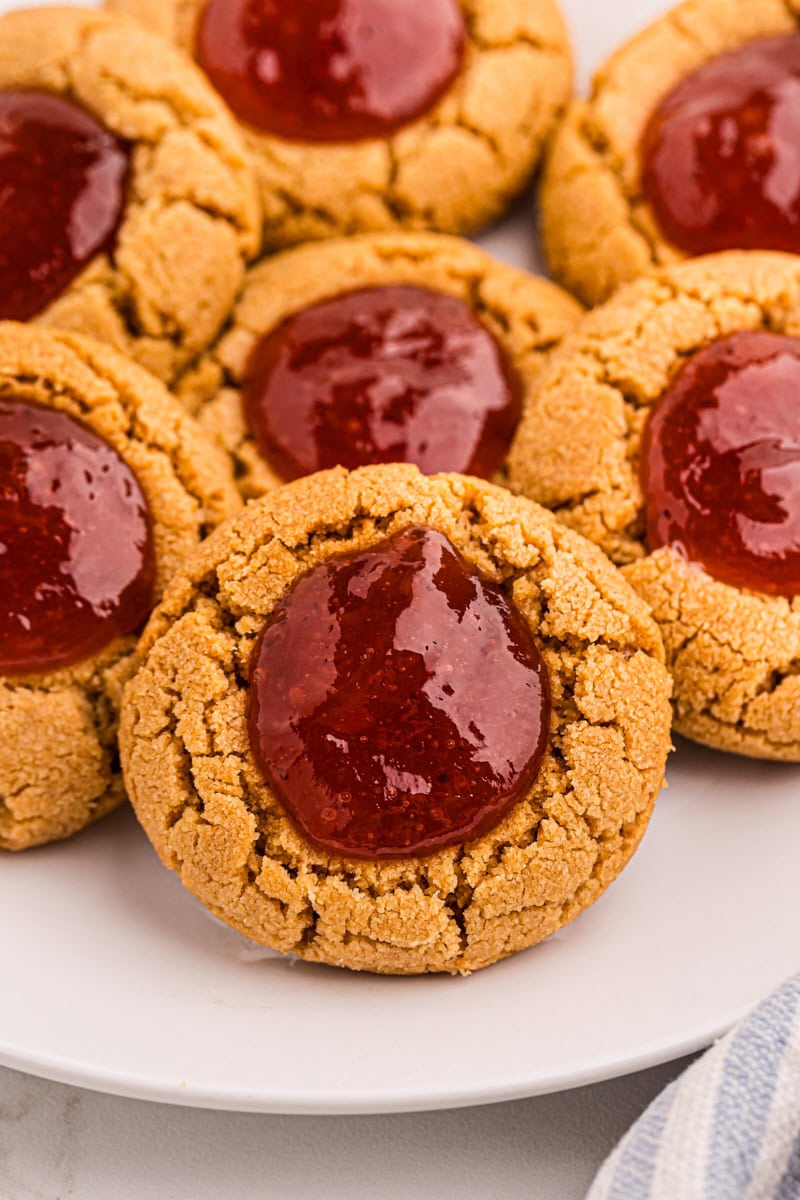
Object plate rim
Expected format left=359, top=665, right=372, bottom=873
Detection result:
left=0, top=1003, right=746, bottom=1114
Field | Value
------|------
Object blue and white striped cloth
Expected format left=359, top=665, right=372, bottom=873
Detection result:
left=588, top=975, right=800, bottom=1199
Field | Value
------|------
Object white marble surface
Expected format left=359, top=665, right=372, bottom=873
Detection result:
left=0, top=1057, right=694, bottom=1199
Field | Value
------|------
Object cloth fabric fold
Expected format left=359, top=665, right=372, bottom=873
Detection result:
left=587, top=975, right=800, bottom=1200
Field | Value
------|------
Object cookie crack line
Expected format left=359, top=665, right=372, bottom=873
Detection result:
left=151, top=670, right=620, bottom=908
left=253, top=138, right=396, bottom=230
left=469, top=31, right=569, bottom=55
left=107, top=0, right=570, bottom=247
left=64, top=26, right=256, bottom=242
left=202, top=492, right=652, bottom=657
left=677, top=691, right=800, bottom=751
left=666, top=613, right=800, bottom=709
left=119, top=466, right=670, bottom=972
left=664, top=6, right=726, bottom=56
left=663, top=596, right=799, bottom=663
left=554, top=109, right=662, bottom=294
left=576, top=117, right=662, bottom=271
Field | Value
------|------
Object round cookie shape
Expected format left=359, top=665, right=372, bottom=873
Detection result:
left=119, top=463, right=672, bottom=976
left=105, top=0, right=572, bottom=248
left=540, top=0, right=800, bottom=306
left=176, top=232, right=583, bottom=499
left=0, top=7, right=260, bottom=384
left=0, top=323, right=240, bottom=852
left=507, top=250, right=800, bottom=761
left=197, top=0, right=465, bottom=144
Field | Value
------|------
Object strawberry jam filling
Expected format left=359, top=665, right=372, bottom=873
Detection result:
left=248, top=525, right=550, bottom=859
left=0, top=90, right=128, bottom=321
left=243, top=285, right=522, bottom=481
left=0, top=399, right=156, bottom=675
left=196, top=0, right=465, bottom=142
left=641, top=34, right=800, bottom=256
left=641, top=331, right=800, bottom=596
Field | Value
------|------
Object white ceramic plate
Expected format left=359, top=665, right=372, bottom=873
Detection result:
left=1, top=742, right=799, bottom=1113
left=1, top=0, right=799, bottom=1115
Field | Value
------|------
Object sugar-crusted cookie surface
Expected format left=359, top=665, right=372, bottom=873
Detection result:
left=0, top=6, right=260, bottom=383
left=106, top=0, right=572, bottom=247
left=0, top=323, right=240, bottom=851
left=507, top=251, right=800, bottom=759
left=176, top=231, right=583, bottom=499
left=540, top=0, right=800, bottom=305
left=120, top=464, right=672, bottom=975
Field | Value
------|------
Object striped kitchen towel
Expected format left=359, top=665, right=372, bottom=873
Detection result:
left=587, top=974, right=800, bottom=1199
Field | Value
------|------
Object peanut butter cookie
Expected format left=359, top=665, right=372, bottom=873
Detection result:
left=0, top=6, right=260, bottom=384
left=106, top=0, right=572, bottom=248
left=508, top=250, right=800, bottom=761
left=176, top=231, right=582, bottom=499
left=0, top=322, right=240, bottom=851
left=540, top=0, right=800, bottom=305
left=120, top=464, right=672, bottom=975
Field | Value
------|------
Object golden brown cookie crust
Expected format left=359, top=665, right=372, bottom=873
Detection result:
left=176, top=231, right=583, bottom=499
left=540, top=0, right=800, bottom=306
left=0, top=323, right=241, bottom=852
left=105, top=0, right=572, bottom=247
left=507, top=250, right=800, bottom=760
left=120, top=464, right=672, bottom=975
left=0, top=6, right=260, bottom=384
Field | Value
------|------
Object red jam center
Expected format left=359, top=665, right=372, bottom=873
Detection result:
left=0, top=399, right=156, bottom=675
left=0, top=90, right=129, bottom=322
left=641, top=331, right=800, bottom=596
left=641, top=34, right=800, bottom=255
left=243, top=285, right=522, bottom=482
left=196, top=0, right=465, bottom=142
left=248, top=525, right=550, bottom=859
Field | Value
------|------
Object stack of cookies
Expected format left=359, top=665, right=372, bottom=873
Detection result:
left=1, top=0, right=797, bottom=976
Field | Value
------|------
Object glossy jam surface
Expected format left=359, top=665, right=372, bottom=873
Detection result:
left=0, top=90, right=129, bottom=322
left=0, top=399, right=156, bottom=675
left=642, top=34, right=800, bottom=255
left=196, top=0, right=465, bottom=142
left=249, top=526, right=550, bottom=859
left=243, top=285, right=521, bottom=482
left=641, top=331, right=800, bottom=595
